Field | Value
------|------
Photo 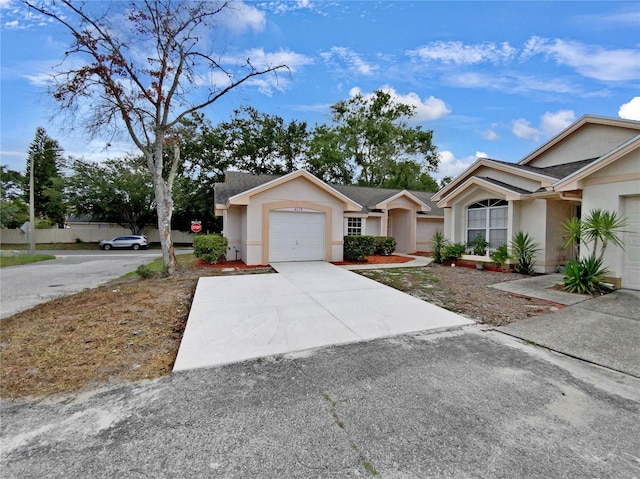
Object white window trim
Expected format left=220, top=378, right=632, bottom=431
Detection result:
left=466, top=199, right=508, bottom=249
left=345, top=216, right=366, bottom=236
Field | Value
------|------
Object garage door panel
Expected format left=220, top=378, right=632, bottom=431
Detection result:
left=269, top=211, right=325, bottom=262
left=623, top=196, right=640, bottom=290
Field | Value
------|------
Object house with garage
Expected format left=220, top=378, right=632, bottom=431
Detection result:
left=431, top=115, right=640, bottom=290
left=214, top=169, right=444, bottom=265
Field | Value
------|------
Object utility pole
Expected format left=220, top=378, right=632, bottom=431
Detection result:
left=28, top=151, right=35, bottom=255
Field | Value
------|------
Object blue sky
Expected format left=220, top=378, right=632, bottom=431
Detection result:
left=1, top=0, right=639, bottom=180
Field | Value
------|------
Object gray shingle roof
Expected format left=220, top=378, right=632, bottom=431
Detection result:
left=484, top=157, right=600, bottom=180
left=478, top=177, right=535, bottom=195
left=214, top=171, right=443, bottom=216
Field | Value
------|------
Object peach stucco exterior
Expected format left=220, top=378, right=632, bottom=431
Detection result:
left=433, top=115, right=640, bottom=289
left=215, top=170, right=444, bottom=265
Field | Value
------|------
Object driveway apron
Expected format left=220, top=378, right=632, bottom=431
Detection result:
left=173, top=261, right=473, bottom=371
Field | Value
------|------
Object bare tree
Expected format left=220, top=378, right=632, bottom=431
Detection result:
left=24, top=0, right=287, bottom=273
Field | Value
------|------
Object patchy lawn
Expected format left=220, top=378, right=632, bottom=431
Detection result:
left=0, top=257, right=272, bottom=400
left=357, top=264, right=561, bottom=327
left=0, top=254, right=56, bottom=268
left=1, top=256, right=558, bottom=400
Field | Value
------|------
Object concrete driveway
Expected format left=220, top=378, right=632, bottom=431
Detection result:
left=173, top=261, right=473, bottom=371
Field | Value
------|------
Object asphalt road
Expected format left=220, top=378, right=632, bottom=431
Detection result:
left=2, top=328, right=639, bottom=478
left=0, top=249, right=191, bottom=319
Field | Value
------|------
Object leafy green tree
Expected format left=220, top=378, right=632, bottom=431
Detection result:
left=0, top=166, right=28, bottom=228
left=305, top=125, right=354, bottom=184
left=24, top=127, right=67, bottom=227
left=215, top=106, right=308, bottom=175
left=26, top=0, right=287, bottom=274
left=324, top=89, right=439, bottom=188
left=379, top=159, right=439, bottom=191
left=68, top=157, right=156, bottom=235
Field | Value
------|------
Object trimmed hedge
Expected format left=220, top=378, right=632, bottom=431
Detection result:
left=344, top=235, right=377, bottom=262
left=375, top=236, right=397, bottom=256
left=193, top=234, right=228, bottom=264
left=442, top=242, right=466, bottom=261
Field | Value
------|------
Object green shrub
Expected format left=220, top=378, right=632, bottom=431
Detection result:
left=136, top=264, right=155, bottom=279
left=374, top=236, right=397, bottom=256
left=431, top=231, right=447, bottom=264
left=490, top=244, right=510, bottom=268
left=563, top=257, right=610, bottom=295
left=442, top=242, right=466, bottom=261
left=35, top=219, right=54, bottom=229
left=344, top=235, right=377, bottom=262
left=469, top=234, right=490, bottom=256
left=193, top=234, right=228, bottom=264
left=510, top=231, right=540, bottom=275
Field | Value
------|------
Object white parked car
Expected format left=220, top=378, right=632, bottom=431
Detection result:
left=99, top=235, right=149, bottom=250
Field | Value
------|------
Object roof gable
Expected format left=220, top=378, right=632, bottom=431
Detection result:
left=431, top=158, right=555, bottom=202
left=519, top=115, right=640, bottom=167
left=226, top=170, right=362, bottom=211
left=553, top=134, right=640, bottom=191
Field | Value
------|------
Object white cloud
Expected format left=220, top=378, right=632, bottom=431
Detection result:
left=479, top=125, right=499, bottom=141
left=521, top=36, right=640, bottom=82
left=512, top=110, right=576, bottom=141
left=349, top=86, right=450, bottom=121
left=540, top=110, right=575, bottom=137
left=408, top=41, right=517, bottom=65
left=320, top=46, right=378, bottom=76
left=435, top=150, right=476, bottom=179
left=220, top=2, right=266, bottom=33
left=512, top=119, right=540, bottom=141
left=619, top=97, right=640, bottom=121
left=475, top=151, right=488, bottom=159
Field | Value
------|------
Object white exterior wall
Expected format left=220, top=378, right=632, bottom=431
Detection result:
left=223, top=206, right=243, bottom=261
left=416, top=217, right=444, bottom=252
left=0, top=227, right=194, bottom=245
left=365, top=216, right=382, bottom=236
left=240, top=177, right=347, bottom=264
left=582, top=181, right=640, bottom=283
left=527, top=124, right=639, bottom=168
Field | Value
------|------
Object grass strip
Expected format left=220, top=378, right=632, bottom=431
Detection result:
left=0, top=254, right=56, bottom=267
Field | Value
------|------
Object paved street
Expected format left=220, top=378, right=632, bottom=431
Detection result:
left=2, top=328, right=639, bottom=478
left=0, top=249, right=190, bottom=319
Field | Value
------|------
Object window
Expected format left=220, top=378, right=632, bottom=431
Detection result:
left=466, top=199, right=508, bottom=248
left=347, top=217, right=363, bottom=235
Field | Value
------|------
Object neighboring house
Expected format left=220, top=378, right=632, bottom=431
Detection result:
left=432, top=115, right=640, bottom=290
left=214, top=170, right=444, bottom=265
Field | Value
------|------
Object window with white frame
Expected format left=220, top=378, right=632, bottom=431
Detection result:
left=347, top=217, right=363, bottom=235
left=466, top=199, right=508, bottom=248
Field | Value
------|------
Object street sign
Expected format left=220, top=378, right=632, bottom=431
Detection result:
left=191, top=221, right=202, bottom=233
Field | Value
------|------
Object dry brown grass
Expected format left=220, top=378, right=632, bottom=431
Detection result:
left=0, top=259, right=273, bottom=400
left=1, top=257, right=556, bottom=400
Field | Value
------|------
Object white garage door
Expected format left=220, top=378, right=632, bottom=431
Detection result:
left=622, top=196, right=640, bottom=290
left=269, top=211, right=326, bottom=262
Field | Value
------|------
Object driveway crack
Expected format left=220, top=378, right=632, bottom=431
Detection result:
left=291, top=359, right=380, bottom=477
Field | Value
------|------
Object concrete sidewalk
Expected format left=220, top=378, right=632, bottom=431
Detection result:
left=494, top=276, right=640, bottom=378
left=173, top=261, right=472, bottom=371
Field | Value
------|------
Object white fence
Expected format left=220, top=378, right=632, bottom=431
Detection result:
left=0, top=227, right=195, bottom=245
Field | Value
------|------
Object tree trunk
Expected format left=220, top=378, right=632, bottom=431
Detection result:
left=154, top=178, right=178, bottom=274
left=149, top=147, right=178, bottom=275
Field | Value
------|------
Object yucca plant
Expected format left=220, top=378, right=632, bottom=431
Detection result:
left=431, top=231, right=448, bottom=264
left=510, top=231, right=540, bottom=275
left=563, top=257, right=610, bottom=295
left=581, top=209, right=627, bottom=262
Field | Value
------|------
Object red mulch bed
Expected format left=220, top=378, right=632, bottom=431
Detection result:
left=331, top=255, right=413, bottom=266
left=195, top=255, right=412, bottom=269
left=195, top=259, right=271, bottom=270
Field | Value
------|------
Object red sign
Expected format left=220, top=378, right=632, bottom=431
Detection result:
left=191, top=222, right=202, bottom=233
